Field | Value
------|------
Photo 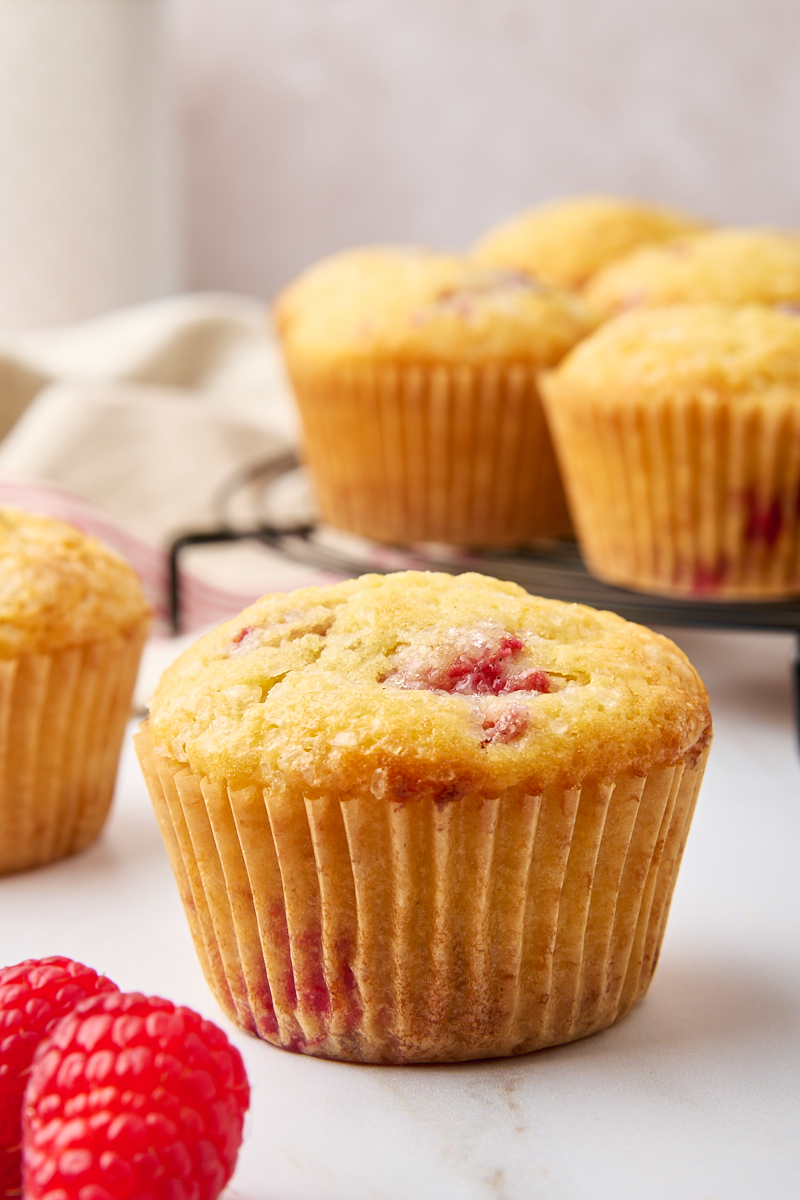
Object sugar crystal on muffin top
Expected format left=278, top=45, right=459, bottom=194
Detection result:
left=149, top=572, right=710, bottom=800
left=275, top=248, right=593, bottom=368
left=0, top=508, right=148, bottom=657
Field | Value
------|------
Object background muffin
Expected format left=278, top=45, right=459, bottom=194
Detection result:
left=277, top=247, right=593, bottom=547
left=472, top=195, right=706, bottom=290
left=0, top=509, right=150, bottom=873
left=136, top=570, right=711, bottom=1064
left=586, top=227, right=800, bottom=317
left=541, top=304, right=800, bottom=598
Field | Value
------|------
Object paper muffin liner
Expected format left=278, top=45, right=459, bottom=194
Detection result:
left=286, top=359, right=573, bottom=547
left=135, top=726, right=710, bottom=1063
left=0, top=620, right=149, bottom=875
left=543, top=388, right=800, bottom=598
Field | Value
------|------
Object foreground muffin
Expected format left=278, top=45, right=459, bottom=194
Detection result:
left=276, top=247, right=593, bottom=547
left=541, top=304, right=800, bottom=597
left=586, top=228, right=800, bottom=317
left=136, top=571, right=711, bottom=1064
left=472, top=195, right=705, bottom=290
left=0, top=510, right=150, bottom=873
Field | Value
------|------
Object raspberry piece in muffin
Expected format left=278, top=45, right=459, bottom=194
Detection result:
left=383, top=623, right=550, bottom=696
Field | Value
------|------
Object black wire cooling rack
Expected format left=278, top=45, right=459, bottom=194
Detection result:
left=168, top=454, right=800, bottom=741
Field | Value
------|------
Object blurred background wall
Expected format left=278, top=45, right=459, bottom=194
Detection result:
left=168, top=0, right=800, bottom=301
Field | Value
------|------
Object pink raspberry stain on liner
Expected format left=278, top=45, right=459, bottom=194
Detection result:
left=744, top=490, right=783, bottom=547
left=267, top=906, right=363, bottom=1041
left=334, top=935, right=363, bottom=1033
left=689, top=561, right=727, bottom=594
left=268, top=901, right=298, bottom=1011
left=294, top=929, right=331, bottom=1018
left=247, top=982, right=278, bottom=1040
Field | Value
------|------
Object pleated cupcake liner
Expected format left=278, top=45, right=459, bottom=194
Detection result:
left=135, top=726, right=710, bottom=1064
left=286, top=359, right=573, bottom=547
left=543, top=389, right=800, bottom=598
left=0, top=620, right=149, bottom=875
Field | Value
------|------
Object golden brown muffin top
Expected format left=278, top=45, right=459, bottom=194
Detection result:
left=542, top=303, right=800, bottom=410
left=148, top=571, right=710, bottom=798
left=0, top=509, right=150, bottom=657
left=586, top=228, right=800, bottom=317
left=472, top=195, right=705, bottom=290
left=275, top=247, right=593, bottom=369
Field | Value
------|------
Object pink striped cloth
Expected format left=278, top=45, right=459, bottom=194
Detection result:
left=0, top=475, right=297, bottom=634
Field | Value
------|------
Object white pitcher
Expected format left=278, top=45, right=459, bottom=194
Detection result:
left=0, top=0, right=181, bottom=329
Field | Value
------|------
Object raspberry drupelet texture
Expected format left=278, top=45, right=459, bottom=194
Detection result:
left=0, top=957, right=119, bottom=1200
left=22, top=992, right=250, bottom=1200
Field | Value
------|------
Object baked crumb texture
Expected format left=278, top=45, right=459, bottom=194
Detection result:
left=586, top=228, right=800, bottom=317
left=0, top=509, right=149, bottom=657
left=0, top=509, right=150, bottom=873
left=542, top=304, right=800, bottom=598
left=277, top=248, right=593, bottom=545
left=472, top=195, right=706, bottom=291
left=137, top=572, right=711, bottom=1063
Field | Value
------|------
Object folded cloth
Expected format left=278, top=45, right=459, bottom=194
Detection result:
left=0, top=292, right=301, bottom=538
left=0, top=293, right=339, bottom=629
left=0, top=380, right=292, bottom=545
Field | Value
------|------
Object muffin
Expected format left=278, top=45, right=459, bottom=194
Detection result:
left=472, top=195, right=706, bottom=291
left=541, top=304, right=800, bottom=598
left=0, top=509, right=150, bottom=874
left=276, top=247, right=593, bottom=547
left=586, top=228, right=800, bottom=317
left=135, top=570, right=711, bottom=1064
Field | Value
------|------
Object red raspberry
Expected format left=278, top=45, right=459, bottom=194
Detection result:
left=22, top=992, right=250, bottom=1200
left=0, top=957, right=118, bottom=1199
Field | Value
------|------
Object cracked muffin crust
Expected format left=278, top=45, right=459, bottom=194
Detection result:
left=148, top=571, right=710, bottom=797
left=138, top=572, right=711, bottom=1063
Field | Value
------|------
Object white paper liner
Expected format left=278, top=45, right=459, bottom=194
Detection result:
left=136, top=727, right=710, bottom=1064
left=545, top=388, right=800, bottom=598
left=0, top=621, right=148, bottom=874
left=287, top=360, right=573, bottom=547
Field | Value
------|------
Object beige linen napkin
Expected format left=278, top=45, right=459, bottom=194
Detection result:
left=0, top=293, right=299, bottom=536
left=0, top=293, right=338, bottom=639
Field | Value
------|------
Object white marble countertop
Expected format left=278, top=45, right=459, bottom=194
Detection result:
left=2, top=626, right=799, bottom=1200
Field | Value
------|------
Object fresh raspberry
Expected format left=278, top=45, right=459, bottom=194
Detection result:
left=0, top=957, right=118, bottom=1199
left=22, top=992, right=250, bottom=1200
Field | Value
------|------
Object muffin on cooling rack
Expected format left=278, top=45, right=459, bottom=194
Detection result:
left=0, top=509, right=150, bottom=873
left=136, top=570, right=711, bottom=1064
left=275, top=246, right=593, bottom=548
left=586, top=227, right=800, bottom=317
left=472, top=195, right=705, bottom=291
left=541, top=303, right=800, bottom=598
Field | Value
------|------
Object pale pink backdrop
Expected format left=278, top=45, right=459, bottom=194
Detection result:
left=168, top=0, right=800, bottom=300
